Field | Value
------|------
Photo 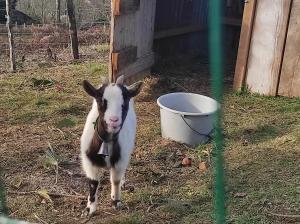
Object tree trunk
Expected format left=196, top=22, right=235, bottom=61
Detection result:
left=66, top=0, right=79, bottom=59
left=6, top=0, right=16, bottom=72
left=41, top=0, right=45, bottom=24
left=56, top=0, right=61, bottom=24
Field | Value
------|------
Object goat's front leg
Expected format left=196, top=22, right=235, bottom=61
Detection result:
left=82, top=178, right=99, bottom=217
left=110, top=167, right=126, bottom=209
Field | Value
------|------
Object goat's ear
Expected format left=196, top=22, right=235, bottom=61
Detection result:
left=83, top=80, right=97, bottom=97
left=116, top=75, right=124, bottom=85
left=128, top=81, right=143, bottom=98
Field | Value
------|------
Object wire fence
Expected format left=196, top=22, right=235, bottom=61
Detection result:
left=0, top=21, right=110, bottom=73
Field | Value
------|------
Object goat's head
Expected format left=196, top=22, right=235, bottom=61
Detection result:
left=83, top=75, right=143, bottom=134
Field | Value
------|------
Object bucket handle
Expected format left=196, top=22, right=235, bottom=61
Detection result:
left=180, top=115, right=214, bottom=142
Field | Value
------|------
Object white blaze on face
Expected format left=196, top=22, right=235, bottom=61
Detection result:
left=103, top=84, right=124, bottom=133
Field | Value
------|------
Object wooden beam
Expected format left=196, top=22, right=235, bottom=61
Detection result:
left=125, top=69, right=150, bottom=85
left=112, top=0, right=140, bottom=16
left=233, top=0, right=257, bottom=91
left=222, top=17, right=242, bottom=27
left=154, top=25, right=206, bottom=40
left=154, top=17, right=241, bottom=41
left=112, top=0, right=121, bottom=16
left=111, top=52, right=119, bottom=74
left=115, top=52, right=154, bottom=78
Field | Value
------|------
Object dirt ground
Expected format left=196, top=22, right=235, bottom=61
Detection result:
left=0, top=55, right=299, bottom=224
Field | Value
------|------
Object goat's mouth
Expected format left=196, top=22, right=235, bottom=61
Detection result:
left=107, top=124, right=121, bottom=133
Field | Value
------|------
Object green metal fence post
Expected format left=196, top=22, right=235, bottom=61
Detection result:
left=209, top=0, right=226, bottom=223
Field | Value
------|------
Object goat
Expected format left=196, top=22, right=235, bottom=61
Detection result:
left=80, top=75, right=143, bottom=216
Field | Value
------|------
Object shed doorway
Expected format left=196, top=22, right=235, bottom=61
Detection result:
left=109, top=0, right=244, bottom=89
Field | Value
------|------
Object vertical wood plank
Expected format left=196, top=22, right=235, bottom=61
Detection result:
left=113, top=0, right=121, bottom=16
left=245, top=0, right=292, bottom=96
left=111, top=52, right=119, bottom=79
left=112, top=0, right=140, bottom=16
left=278, top=0, right=300, bottom=97
left=233, top=0, right=257, bottom=90
left=136, top=0, right=156, bottom=57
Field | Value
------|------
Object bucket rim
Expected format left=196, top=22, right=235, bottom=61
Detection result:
left=157, top=92, right=218, bottom=116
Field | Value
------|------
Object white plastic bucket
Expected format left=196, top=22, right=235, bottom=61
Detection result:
left=157, top=92, right=218, bottom=146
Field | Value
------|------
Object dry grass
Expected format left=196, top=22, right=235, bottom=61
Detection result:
left=0, top=56, right=299, bottom=224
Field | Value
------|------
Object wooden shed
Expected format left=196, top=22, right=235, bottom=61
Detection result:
left=109, top=0, right=300, bottom=98
left=109, top=0, right=243, bottom=83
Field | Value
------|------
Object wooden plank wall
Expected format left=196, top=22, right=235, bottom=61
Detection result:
left=154, top=0, right=208, bottom=31
left=154, top=0, right=243, bottom=59
left=278, top=0, right=300, bottom=97
left=245, top=0, right=292, bottom=96
left=110, top=0, right=156, bottom=82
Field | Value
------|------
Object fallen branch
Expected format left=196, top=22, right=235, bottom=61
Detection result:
left=182, top=144, right=195, bottom=151
left=69, top=188, right=83, bottom=197
left=266, top=212, right=300, bottom=222
left=58, top=166, right=75, bottom=176
left=102, top=211, right=116, bottom=216
left=34, top=213, right=48, bottom=224
left=55, top=165, right=59, bottom=185
left=169, top=79, right=189, bottom=92
left=8, top=190, right=86, bottom=199
left=17, top=78, right=27, bottom=89
left=48, top=126, right=65, bottom=138
left=8, top=209, right=19, bottom=217
left=146, top=204, right=155, bottom=213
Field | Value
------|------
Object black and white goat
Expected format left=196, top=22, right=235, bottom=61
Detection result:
left=80, top=75, right=143, bottom=216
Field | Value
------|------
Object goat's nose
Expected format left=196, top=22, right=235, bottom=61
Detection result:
left=109, top=116, right=119, bottom=123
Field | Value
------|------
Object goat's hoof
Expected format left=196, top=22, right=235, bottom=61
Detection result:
left=81, top=207, right=95, bottom=218
left=111, top=200, right=122, bottom=210
left=81, top=207, right=90, bottom=218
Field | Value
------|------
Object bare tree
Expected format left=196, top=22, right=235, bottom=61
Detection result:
left=56, top=0, right=60, bottom=24
left=66, top=0, right=79, bottom=59
left=6, top=0, right=16, bottom=72
left=41, top=0, right=43, bottom=23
